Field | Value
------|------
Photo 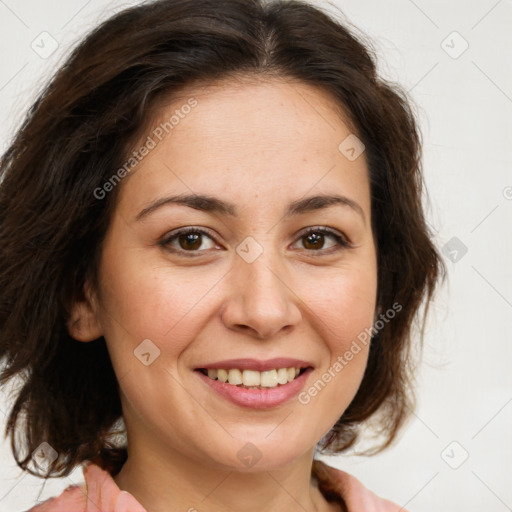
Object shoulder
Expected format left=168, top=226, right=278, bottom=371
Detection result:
left=24, top=462, right=147, bottom=512
left=24, top=484, right=87, bottom=512
left=314, top=460, right=408, bottom=512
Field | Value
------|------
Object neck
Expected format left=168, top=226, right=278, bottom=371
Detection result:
left=113, top=442, right=338, bottom=512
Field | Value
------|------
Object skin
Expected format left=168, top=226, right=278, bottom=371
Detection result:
left=69, top=76, right=378, bottom=512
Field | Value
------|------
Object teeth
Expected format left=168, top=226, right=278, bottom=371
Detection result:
left=228, top=369, right=243, bottom=385
left=260, top=370, right=278, bottom=388
left=242, top=370, right=260, bottom=387
left=276, top=368, right=288, bottom=385
left=202, top=367, right=304, bottom=387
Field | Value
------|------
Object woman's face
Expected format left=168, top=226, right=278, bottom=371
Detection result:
left=84, top=78, right=377, bottom=471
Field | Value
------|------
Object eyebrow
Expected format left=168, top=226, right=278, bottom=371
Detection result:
left=135, top=193, right=366, bottom=224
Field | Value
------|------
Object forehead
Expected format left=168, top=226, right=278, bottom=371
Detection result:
left=117, top=77, right=370, bottom=217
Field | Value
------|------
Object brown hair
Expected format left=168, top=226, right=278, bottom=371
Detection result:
left=0, top=0, right=445, bottom=487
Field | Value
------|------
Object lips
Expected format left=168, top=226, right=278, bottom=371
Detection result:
left=194, top=358, right=314, bottom=408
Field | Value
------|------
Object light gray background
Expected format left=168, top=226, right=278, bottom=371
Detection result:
left=0, top=1, right=511, bottom=511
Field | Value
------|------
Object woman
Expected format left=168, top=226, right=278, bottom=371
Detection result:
left=0, top=0, right=445, bottom=510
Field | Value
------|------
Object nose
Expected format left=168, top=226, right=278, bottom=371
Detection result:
left=220, top=250, right=302, bottom=340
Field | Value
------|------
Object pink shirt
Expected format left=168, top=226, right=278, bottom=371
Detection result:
left=26, top=460, right=406, bottom=512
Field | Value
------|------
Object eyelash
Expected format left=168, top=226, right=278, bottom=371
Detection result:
left=159, top=226, right=351, bottom=258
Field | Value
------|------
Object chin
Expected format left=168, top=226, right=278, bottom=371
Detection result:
left=207, top=434, right=314, bottom=472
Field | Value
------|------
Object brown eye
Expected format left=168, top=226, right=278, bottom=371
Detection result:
left=178, top=232, right=202, bottom=251
left=302, top=231, right=326, bottom=250
left=294, top=227, right=350, bottom=254
left=160, top=227, right=219, bottom=256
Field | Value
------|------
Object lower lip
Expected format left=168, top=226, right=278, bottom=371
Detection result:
left=195, top=369, right=312, bottom=409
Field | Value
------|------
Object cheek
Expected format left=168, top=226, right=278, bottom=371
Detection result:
left=305, top=264, right=378, bottom=345
left=99, top=250, right=212, bottom=334
left=297, top=271, right=375, bottom=420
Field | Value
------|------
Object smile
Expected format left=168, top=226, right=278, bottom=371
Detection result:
left=194, top=358, right=314, bottom=409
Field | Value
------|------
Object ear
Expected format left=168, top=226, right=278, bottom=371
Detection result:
left=67, top=280, right=103, bottom=342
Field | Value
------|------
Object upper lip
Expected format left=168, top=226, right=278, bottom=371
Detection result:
left=195, top=358, right=314, bottom=372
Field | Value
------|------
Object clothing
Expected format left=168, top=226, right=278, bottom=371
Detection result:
left=25, top=459, right=406, bottom=512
